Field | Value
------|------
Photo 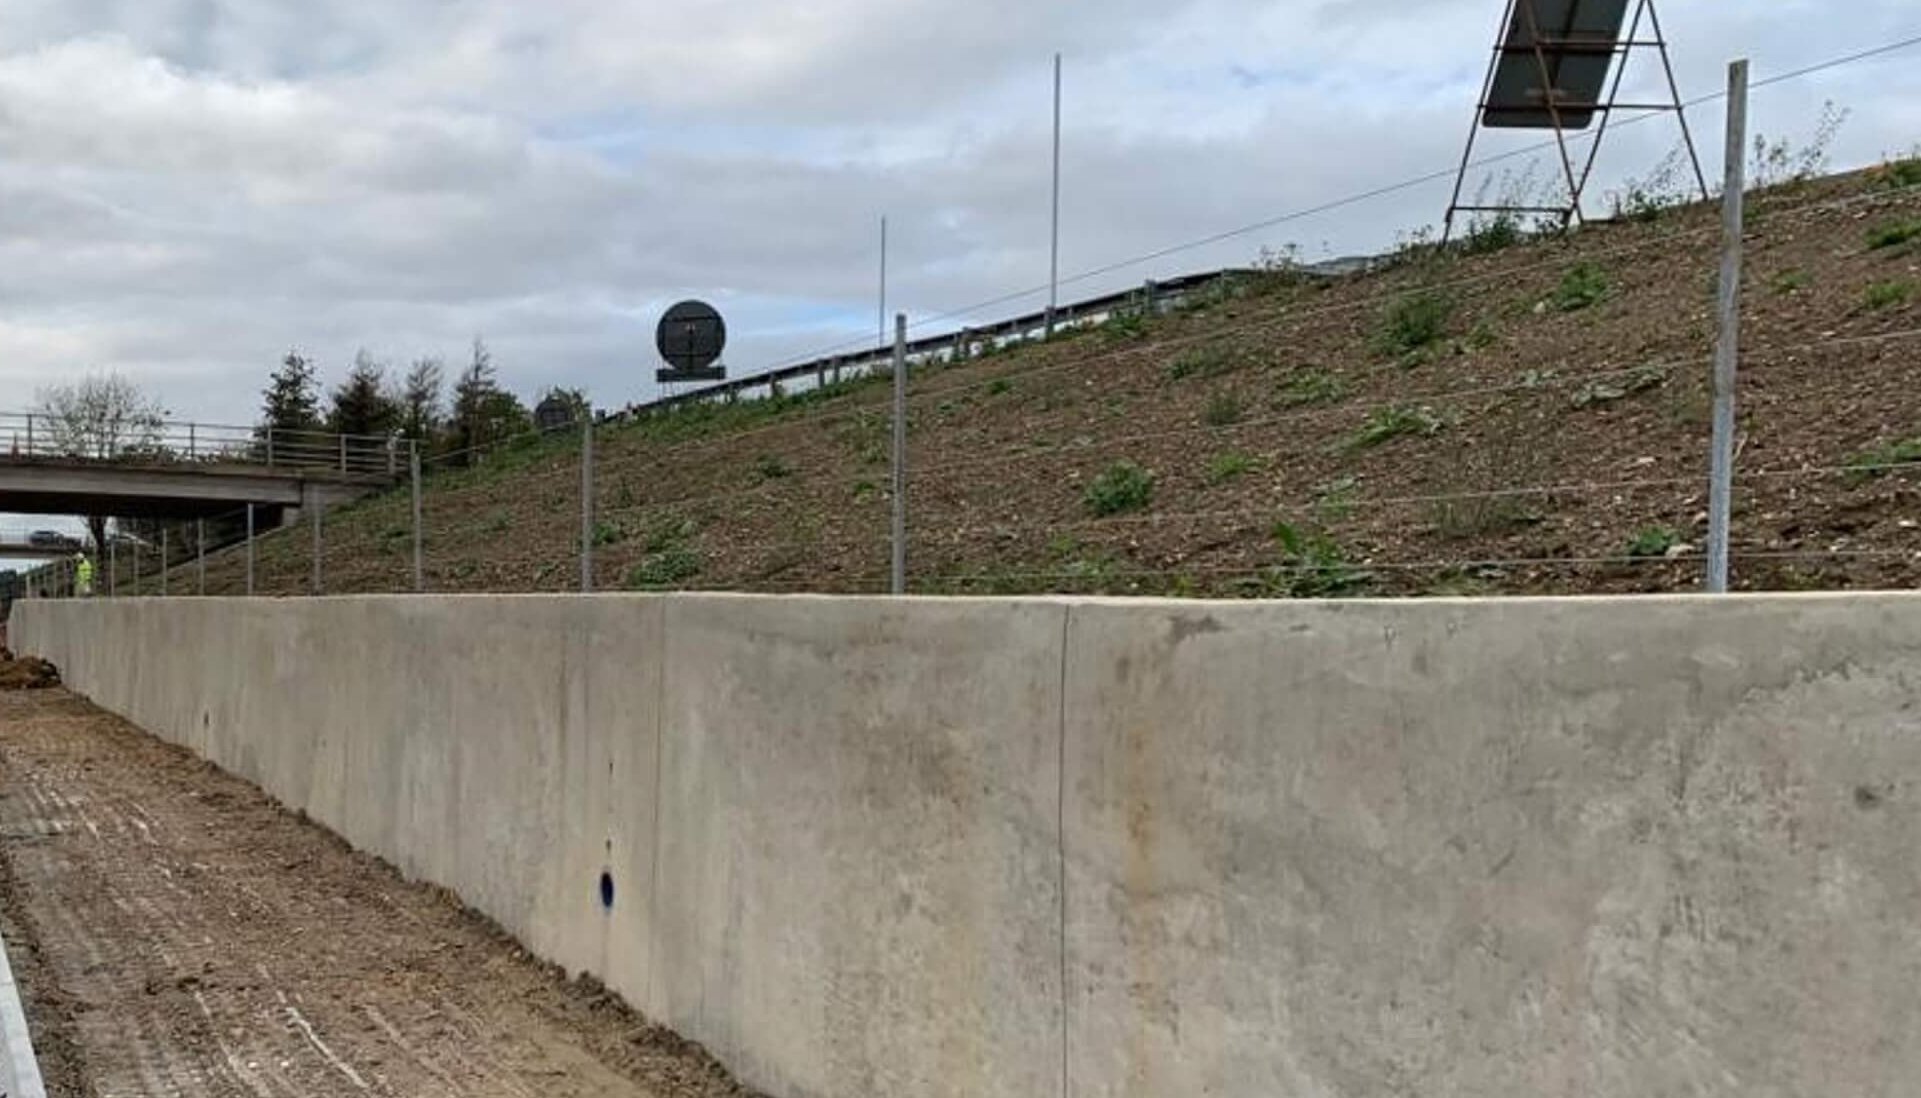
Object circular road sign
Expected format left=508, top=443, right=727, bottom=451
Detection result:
left=656, top=301, right=727, bottom=373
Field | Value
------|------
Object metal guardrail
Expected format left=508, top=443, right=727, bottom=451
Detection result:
left=617, top=267, right=1278, bottom=419
left=0, top=413, right=411, bottom=481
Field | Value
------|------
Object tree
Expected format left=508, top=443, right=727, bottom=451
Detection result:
left=401, top=357, right=444, bottom=442
left=32, top=373, right=168, bottom=554
left=535, top=386, right=590, bottom=429
left=327, top=350, right=402, bottom=438
left=261, top=352, right=323, bottom=436
left=447, top=337, right=530, bottom=461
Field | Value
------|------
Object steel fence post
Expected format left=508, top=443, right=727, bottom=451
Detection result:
left=1706, top=59, right=1749, bottom=594
left=311, top=486, right=323, bottom=596
left=197, top=519, right=206, bottom=596
left=1046, top=52, right=1062, bottom=339
left=411, top=444, right=424, bottom=593
left=580, top=410, right=595, bottom=594
left=891, top=313, right=909, bottom=595
left=246, top=505, right=255, bottom=596
left=161, top=528, right=168, bottom=597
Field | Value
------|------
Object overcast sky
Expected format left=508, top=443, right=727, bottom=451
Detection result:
left=0, top=0, right=1916, bottom=430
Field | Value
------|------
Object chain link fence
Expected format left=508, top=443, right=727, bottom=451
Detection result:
left=11, top=48, right=1921, bottom=605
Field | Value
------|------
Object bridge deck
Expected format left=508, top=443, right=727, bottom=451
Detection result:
left=0, top=456, right=381, bottom=519
left=0, top=687, right=754, bottom=1097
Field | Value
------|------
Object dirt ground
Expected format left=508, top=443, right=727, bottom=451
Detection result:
left=0, top=688, right=762, bottom=1098
left=162, top=167, right=1921, bottom=602
left=0, top=649, right=61, bottom=691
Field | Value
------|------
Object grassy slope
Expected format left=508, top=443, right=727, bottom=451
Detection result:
left=178, top=166, right=1921, bottom=600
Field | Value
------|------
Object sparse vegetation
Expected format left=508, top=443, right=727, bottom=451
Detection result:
left=1571, top=365, right=1670, bottom=409
left=1771, top=268, right=1812, bottom=295
left=1875, top=153, right=1921, bottom=190
left=1867, top=219, right=1921, bottom=250
left=1374, top=291, right=1455, bottom=356
left=1314, top=476, right=1360, bottom=521
left=1276, top=368, right=1345, bottom=408
left=1626, top=526, right=1682, bottom=559
left=1464, top=214, right=1523, bottom=255
left=1426, top=430, right=1546, bottom=539
left=1203, top=391, right=1244, bottom=427
left=1552, top=263, right=1611, bottom=312
left=1749, top=102, right=1848, bottom=191
left=627, top=520, right=703, bottom=588
left=158, top=162, right=1921, bottom=605
left=1460, top=163, right=1555, bottom=253
left=1346, top=404, right=1445, bottom=449
left=1608, top=143, right=1695, bottom=222
left=1845, top=437, right=1921, bottom=483
left=1166, top=345, right=1237, bottom=380
left=1423, top=569, right=1494, bottom=597
left=1864, top=280, right=1915, bottom=311
left=1103, top=308, right=1151, bottom=342
left=627, top=546, right=702, bottom=589
left=837, top=411, right=890, bottom=466
left=1206, top=452, right=1259, bottom=484
left=1264, top=522, right=1370, bottom=598
left=1084, top=462, right=1155, bottom=517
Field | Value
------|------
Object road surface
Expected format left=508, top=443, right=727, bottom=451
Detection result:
left=0, top=688, right=759, bottom=1098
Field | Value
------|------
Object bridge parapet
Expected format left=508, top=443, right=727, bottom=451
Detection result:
left=0, top=412, right=408, bottom=480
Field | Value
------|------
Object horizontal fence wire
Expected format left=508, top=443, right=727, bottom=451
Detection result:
left=13, top=39, right=1921, bottom=603
left=726, top=33, right=1921, bottom=380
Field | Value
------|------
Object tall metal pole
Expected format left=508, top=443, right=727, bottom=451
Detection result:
left=109, top=538, right=116, bottom=598
left=890, top=314, right=909, bottom=595
left=1706, top=59, right=1749, bottom=594
left=1046, top=52, right=1063, bottom=339
left=580, top=409, right=595, bottom=594
left=310, top=488, right=323, bottom=596
left=1442, top=0, right=1517, bottom=244
left=1647, top=0, right=1713, bottom=199
left=133, top=539, right=140, bottom=597
left=878, top=216, right=889, bottom=352
left=411, top=445, right=424, bottom=593
left=160, top=528, right=168, bottom=597
left=245, top=505, right=255, bottom=596
left=196, top=519, right=205, bottom=595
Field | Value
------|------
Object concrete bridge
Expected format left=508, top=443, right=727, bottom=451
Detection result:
left=0, top=412, right=410, bottom=521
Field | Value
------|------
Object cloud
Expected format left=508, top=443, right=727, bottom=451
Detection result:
left=0, top=0, right=1913, bottom=433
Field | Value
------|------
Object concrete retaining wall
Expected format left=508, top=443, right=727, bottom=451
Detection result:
left=15, top=594, right=1921, bottom=1097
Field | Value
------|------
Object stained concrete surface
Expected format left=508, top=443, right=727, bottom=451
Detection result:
left=15, top=593, right=1921, bottom=1097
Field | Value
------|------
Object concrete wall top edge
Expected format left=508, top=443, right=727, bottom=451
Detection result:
left=73, top=589, right=1921, bottom=610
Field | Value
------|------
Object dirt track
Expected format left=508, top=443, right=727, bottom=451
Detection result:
left=0, top=689, right=760, bottom=1098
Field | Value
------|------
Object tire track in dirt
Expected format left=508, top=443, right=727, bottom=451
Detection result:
left=0, top=689, right=764, bottom=1098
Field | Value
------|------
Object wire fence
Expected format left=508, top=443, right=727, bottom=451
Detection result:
left=9, top=38, right=1921, bottom=606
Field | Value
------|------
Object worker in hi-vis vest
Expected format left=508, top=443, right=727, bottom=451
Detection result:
left=74, top=552, right=95, bottom=598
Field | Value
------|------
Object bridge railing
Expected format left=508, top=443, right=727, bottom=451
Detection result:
left=0, top=414, right=410, bottom=481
